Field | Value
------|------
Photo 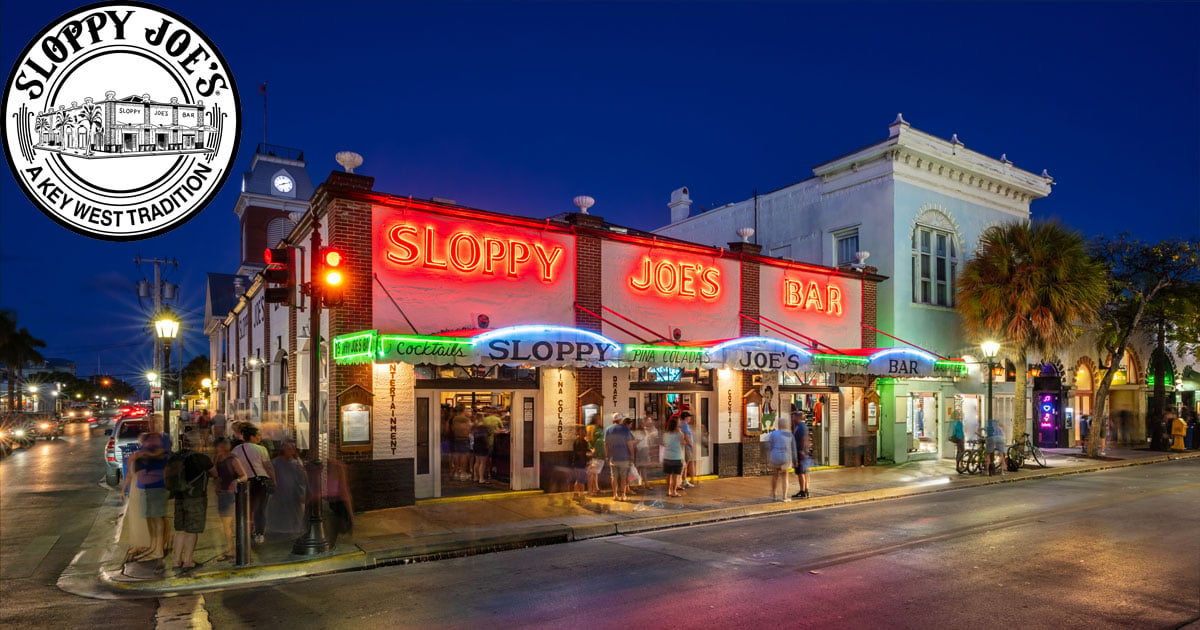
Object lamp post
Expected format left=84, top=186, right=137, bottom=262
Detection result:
left=155, top=309, right=181, bottom=439
left=27, top=384, right=38, bottom=413
left=981, top=341, right=1001, bottom=435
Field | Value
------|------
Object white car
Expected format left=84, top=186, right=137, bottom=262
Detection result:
left=104, top=417, right=150, bottom=486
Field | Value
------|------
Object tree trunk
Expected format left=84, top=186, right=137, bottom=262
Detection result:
left=1091, top=302, right=1148, bottom=457
left=1012, top=347, right=1029, bottom=444
left=1151, top=319, right=1167, bottom=444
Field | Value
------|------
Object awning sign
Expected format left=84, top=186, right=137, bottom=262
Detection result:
left=369, top=326, right=623, bottom=368
left=624, top=346, right=710, bottom=369
left=706, top=337, right=814, bottom=371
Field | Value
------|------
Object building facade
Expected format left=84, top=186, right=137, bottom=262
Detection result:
left=36, top=92, right=210, bottom=155
left=207, top=160, right=973, bottom=511
left=655, top=115, right=1056, bottom=463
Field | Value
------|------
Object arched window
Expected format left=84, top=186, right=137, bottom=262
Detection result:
left=911, top=210, right=959, bottom=307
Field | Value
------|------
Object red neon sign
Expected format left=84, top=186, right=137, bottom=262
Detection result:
left=384, top=224, right=564, bottom=283
left=629, top=256, right=721, bottom=300
left=782, top=278, right=843, bottom=316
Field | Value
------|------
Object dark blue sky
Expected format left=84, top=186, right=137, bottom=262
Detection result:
left=2, top=1, right=1198, bottom=382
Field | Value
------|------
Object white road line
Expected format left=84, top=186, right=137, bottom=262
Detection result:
left=156, top=595, right=212, bottom=630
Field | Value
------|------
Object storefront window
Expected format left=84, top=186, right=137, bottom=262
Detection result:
left=628, top=367, right=712, bottom=386
left=415, top=364, right=538, bottom=383
left=780, top=371, right=833, bottom=387
left=907, top=393, right=938, bottom=454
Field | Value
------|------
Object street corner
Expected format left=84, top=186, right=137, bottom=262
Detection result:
left=97, top=549, right=371, bottom=596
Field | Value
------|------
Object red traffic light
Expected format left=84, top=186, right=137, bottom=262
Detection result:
left=323, top=249, right=343, bottom=268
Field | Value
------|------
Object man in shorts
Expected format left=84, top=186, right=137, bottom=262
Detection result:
left=985, top=417, right=1006, bottom=475
left=605, top=414, right=636, bottom=501
left=169, top=434, right=214, bottom=571
left=791, top=411, right=812, bottom=498
left=679, top=411, right=696, bottom=488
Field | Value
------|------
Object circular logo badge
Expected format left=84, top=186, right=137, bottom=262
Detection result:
left=2, top=1, right=240, bottom=241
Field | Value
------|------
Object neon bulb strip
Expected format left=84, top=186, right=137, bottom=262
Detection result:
left=333, top=331, right=377, bottom=362
left=624, top=344, right=708, bottom=354
left=470, top=325, right=621, bottom=348
left=868, top=347, right=936, bottom=362
left=814, top=354, right=869, bottom=364
left=709, top=336, right=814, bottom=356
left=377, top=334, right=473, bottom=345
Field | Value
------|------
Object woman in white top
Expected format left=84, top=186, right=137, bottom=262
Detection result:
left=233, top=425, right=275, bottom=544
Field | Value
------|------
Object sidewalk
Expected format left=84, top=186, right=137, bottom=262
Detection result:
left=62, top=446, right=1200, bottom=598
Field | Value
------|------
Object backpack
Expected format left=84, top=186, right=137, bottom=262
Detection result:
left=591, top=427, right=606, bottom=459
left=165, top=451, right=208, bottom=498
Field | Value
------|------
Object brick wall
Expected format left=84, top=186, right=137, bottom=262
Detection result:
left=574, top=228, right=602, bottom=333
left=731, top=244, right=766, bottom=475
left=287, top=290, right=297, bottom=428
left=861, top=266, right=879, bottom=348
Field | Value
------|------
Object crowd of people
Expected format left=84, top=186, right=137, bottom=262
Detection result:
left=117, top=410, right=354, bottom=574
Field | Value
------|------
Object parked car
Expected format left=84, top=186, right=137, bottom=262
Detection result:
left=104, top=417, right=150, bottom=486
left=27, top=417, right=64, bottom=440
left=88, top=407, right=125, bottom=431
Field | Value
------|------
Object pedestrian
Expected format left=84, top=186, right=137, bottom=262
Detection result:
left=1079, top=414, right=1091, bottom=454
left=766, top=417, right=795, bottom=501
left=792, top=411, right=812, bottom=498
left=212, top=437, right=248, bottom=562
left=267, top=442, right=308, bottom=536
left=233, top=424, right=274, bottom=544
left=570, top=426, right=590, bottom=499
left=211, top=407, right=227, bottom=440
left=629, top=417, right=649, bottom=492
left=471, top=416, right=491, bottom=483
left=1118, top=410, right=1131, bottom=446
left=166, top=434, right=215, bottom=572
left=985, top=417, right=1006, bottom=475
left=118, top=433, right=152, bottom=561
left=1169, top=408, right=1187, bottom=452
left=1101, top=413, right=1113, bottom=455
left=123, top=432, right=169, bottom=561
left=450, top=405, right=472, bottom=481
left=1186, top=408, right=1198, bottom=450
left=662, top=417, right=685, bottom=497
left=325, top=454, right=354, bottom=543
left=605, top=414, right=636, bottom=501
left=950, top=413, right=966, bottom=473
left=196, top=410, right=211, bottom=446
left=679, top=411, right=697, bottom=488
left=586, top=416, right=606, bottom=496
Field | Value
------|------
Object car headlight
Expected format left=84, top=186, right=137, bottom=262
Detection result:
left=15, top=429, right=25, bottom=437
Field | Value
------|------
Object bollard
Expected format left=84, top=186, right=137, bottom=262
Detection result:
left=235, top=479, right=250, bottom=566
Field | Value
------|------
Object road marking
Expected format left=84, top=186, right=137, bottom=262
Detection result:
left=2, top=534, right=59, bottom=579
left=156, top=595, right=212, bottom=629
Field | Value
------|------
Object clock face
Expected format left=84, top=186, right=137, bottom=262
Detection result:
left=273, top=174, right=294, bottom=193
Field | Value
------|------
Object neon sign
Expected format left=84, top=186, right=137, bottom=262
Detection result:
left=783, top=278, right=843, bottom=316
left=629, top=256, right=721, bottom=300
left=384, top=224, right=564, bottom=283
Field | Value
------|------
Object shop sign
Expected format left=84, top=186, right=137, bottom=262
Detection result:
left=866, top=349, right=937, bottom=377
left=707, top=337, right=814, bottom=371
left=370, top=326, right=623, bottom=368
left=628, top=255, right=721, bottom=301
left=782, top=278, right=844, bottom=317
left=836, top=373, right=870, bottom=387
left=383, top=223, right=565, bottom=283
left=624, top=345, right=709, bottom=369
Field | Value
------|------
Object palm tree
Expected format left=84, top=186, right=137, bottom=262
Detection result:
left=956, top=220, right=1108, bottom=443
left=80, top=103, right=103, bottom=154
left=34, top=116, right=50, bottom=145
left=0, top=312, right=47, bottom=411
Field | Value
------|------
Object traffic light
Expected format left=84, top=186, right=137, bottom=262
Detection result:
left=264, top=247, right=295, bottom=305
left=320, top=247, right=345, bottom=307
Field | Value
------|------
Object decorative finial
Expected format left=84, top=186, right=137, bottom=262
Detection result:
left=573, top=195, right=595, bottom=214
left=853, top=251, right=871, bottom=270
left=892, top=113, right=908, bottom=125
left=335, top=151, right=363, bottom=173
left=736, top=227, right=755, bottom=243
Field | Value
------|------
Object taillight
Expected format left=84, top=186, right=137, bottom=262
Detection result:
left=106, top=438, right=116, bottom=461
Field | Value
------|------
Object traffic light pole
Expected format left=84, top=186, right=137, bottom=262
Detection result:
left=294, top=221, right=332, bottom=556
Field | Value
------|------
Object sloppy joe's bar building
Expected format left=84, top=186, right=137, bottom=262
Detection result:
left=216, top=167, right=965, bottom=511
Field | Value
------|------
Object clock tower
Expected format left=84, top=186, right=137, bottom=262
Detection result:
left=234, top=143, right=314, bottom=276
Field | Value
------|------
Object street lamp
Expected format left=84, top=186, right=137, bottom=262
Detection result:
left=155, top=309, right=181, bottom=438
left=27, top=384, right=38, bottom=413
left=981, top=341, right=1001, bottom=434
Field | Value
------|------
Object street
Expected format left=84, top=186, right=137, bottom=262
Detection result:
left=0, top=423, right=156, bottom=627
left=203, top=460, right=1197, bottom=628
left=1, top=426, right=1197, bottom=629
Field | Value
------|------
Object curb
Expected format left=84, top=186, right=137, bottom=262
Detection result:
left=91, top=451, right=1199, bottom=596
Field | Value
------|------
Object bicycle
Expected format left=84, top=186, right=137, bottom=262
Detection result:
left=957, top=436, right=986, bottom=475
left=1006, top=433, right=1047, bottom=470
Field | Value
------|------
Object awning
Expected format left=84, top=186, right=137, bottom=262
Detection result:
left=332, top=328, right=967, bottom=378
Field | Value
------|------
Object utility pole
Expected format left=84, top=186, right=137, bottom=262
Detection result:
left=136, top=257, right=178, bottom=410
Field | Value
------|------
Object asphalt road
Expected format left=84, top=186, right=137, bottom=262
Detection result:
left=2, top=426, right=1197, bottom=629
left=202, top=459, right=1200, bottom=629
left=0, top=422, right=156, bottom=628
